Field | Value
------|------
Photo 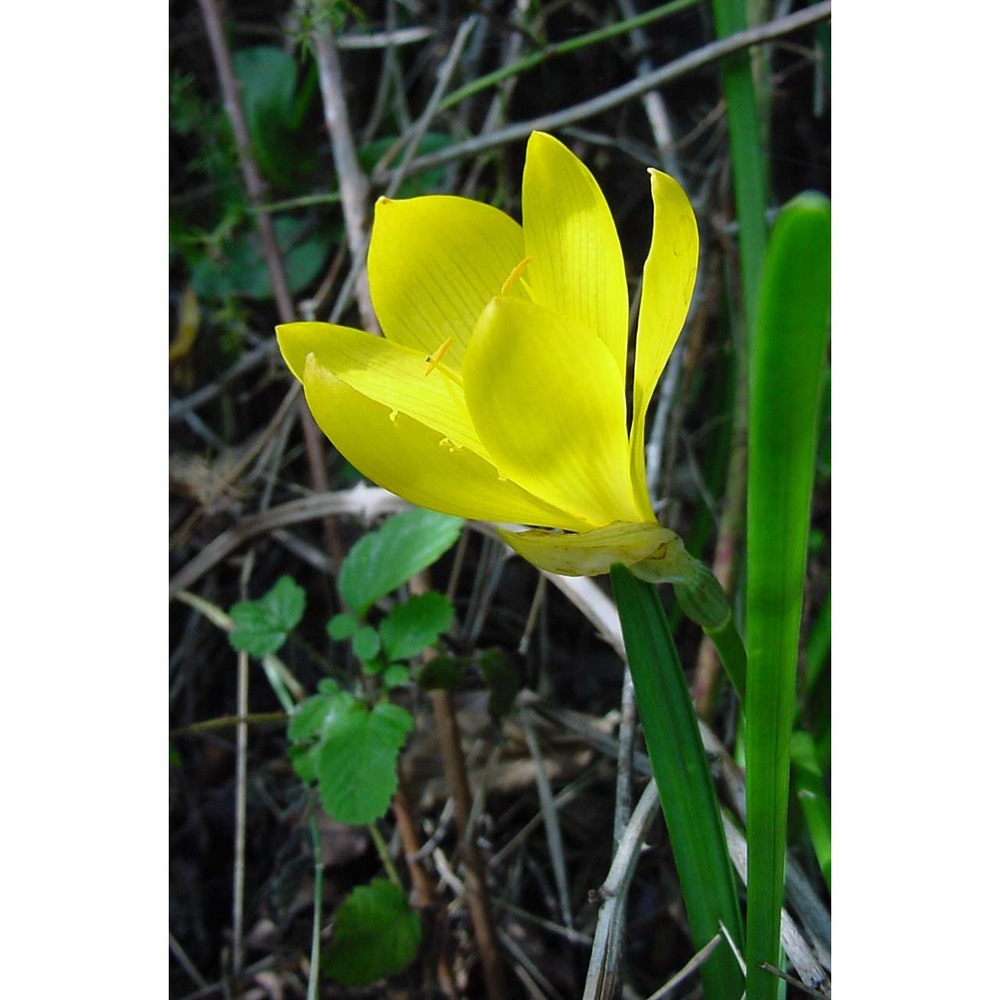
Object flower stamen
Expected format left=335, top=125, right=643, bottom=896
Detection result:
left=501, top=256, right=533, bottom=296
left=424, top=336, right=454, bottom=375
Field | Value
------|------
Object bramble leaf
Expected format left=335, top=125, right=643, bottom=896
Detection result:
left=379, top=591, right=454, bottom=662
left=351, top=626, right=381, bottom=662
left=338, top=510, right=462, bottom=616
left=228, top=575, right=305, bottom=656
left=317, top=702, right=414, bottom=824
left=383, top=663, right=411, bottom=689
left=326, top=612, right=359, bottom=641
left=322, top=878, right=422, bottom=985
left=286, top=682, right=354, bottom=784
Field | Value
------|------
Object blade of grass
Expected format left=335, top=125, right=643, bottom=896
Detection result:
left=790, top=731, right=832, bottom=892
left=710, top=0, right=770, bottom=336
left=610, top=564, right=745, bottom=1000
left=745, top=193, right=831, bottom=1000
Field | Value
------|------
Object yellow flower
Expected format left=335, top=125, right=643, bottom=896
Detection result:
left=278, top=131, right=717, bottom=599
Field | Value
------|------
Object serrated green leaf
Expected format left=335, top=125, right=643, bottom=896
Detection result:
left=287, top=685, right=354, bottom=742
left=228, top=575, right=305, bottom=656
left=379, top=591, right=454, bottom=662
left=322, top=878, right=422, bottom=985
left=383, top=663, right=411, bottom=689
left=261, top=575, right=306, bottom=630
left=327, top=612, right=359, bottom=641
left=338, top=510, right=463, bottom=616
left=317, top=702, right=414, bottom=824
left=287, top=685, right=355, bottom=785
left=352, top=626, right=381, bottom=662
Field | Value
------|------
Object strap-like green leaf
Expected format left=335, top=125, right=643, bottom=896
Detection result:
left=611, top=565, right=745, bottom=1000
left=745, top=192, right=831, bottom=1000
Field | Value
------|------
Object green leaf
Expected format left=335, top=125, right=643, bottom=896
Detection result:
left=327, top=612, right=359, bottom=641
left=791, top=731, right=831, bottom=891
left=322, top=878, right=422, bottom=985
left=228, top=575, right=305, bottom=656
left=379, top=591, right=454, bottom=662
left=317, top=702, right=414, bottom=824
left=338, top=510, right=463, bottom=616
left=479, top=649, right=519, bottom=724
left=610, top=565, right=745, bottom=1000
left=191, top=216, right=328, bottom=300
left=383, top=663, right=411, bottom=690
left=287, top=684, right=355, bottom=784
left=745, top=192, right=831, bottom=1000
left=234, top=46, right=317, bottom=186
left=351, top=626, right=381, bottom=662
left=416, top=655, right=465, bottom=692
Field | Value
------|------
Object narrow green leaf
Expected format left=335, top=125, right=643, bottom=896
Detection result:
left=322, top=878, right=422, bottom=985
left=745, top=193, right=831, bottom=1000
left=378, top=591, right=454, bottom=662
left=338, top=510, right=463, bottom=616
left=791, top=731, right=831, bottom=891
left=710, top=0, right=770, bottom=338
left=317, top=702, right=414, bottom=824
left=610, top=565, right=745, bottom=1000
left=228, top=575, right=305, bottom=656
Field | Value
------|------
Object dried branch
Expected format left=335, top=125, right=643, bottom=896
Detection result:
left=373, top=2, right=832, bottom=182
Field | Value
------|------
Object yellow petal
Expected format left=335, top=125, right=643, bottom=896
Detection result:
left=497, top=521, right=689, bottom=577
left=278, top=321, right=483, bottom=456
left=629, top=169, right=699, bottom=519
left=462, top=296, right=642, bottom=527
left=367, top=195, right=525, bottom=364
left=301, top=357, right=588, bottom=529
left=521, top=132, right=630, bottom=378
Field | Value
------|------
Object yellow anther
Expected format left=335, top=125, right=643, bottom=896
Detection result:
left=501, top=256, right=533, bottom=296
left=424, top=337, right=454, bottom=375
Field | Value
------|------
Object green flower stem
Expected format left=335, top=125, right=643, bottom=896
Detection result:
left=745, top=193, right=831, bottom=1000
left=703, top=616, right=747, bottom=703
left=610, top=564, right=745, bottom=1000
